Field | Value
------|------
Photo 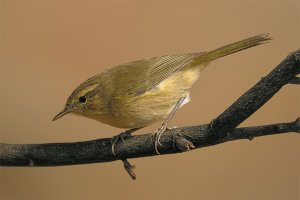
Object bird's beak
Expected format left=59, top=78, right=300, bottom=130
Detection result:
left=52, top=107, right=72, bottom=121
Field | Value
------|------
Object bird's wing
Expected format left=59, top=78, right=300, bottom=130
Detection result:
left=107, top=53, right=203, bottom=97
left=133, top=53, right=203, bottom=96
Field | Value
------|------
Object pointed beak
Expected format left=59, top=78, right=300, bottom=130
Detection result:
left=52, top=107, right=72, bottom=121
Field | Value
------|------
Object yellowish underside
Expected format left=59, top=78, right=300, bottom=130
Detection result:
left=98, top=66, right=204, bottom=128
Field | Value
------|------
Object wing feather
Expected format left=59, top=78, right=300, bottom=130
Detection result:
left=105, top=53, right=203, bottom=97
left=137, top=53, right=202, bottom=94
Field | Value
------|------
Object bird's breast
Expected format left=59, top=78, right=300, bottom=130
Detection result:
left=93, top=67, right=201, bottom=128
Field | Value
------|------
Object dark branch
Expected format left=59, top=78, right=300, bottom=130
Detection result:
left=210, top=49, right=300, bottom=138
left=0, top=119, right=299, bottom=167
left=1, top=50, right=299, bottom=168
left=222, top=117, right=300, bottom=142
left=122, top=159, right=136, bottom=180
left=288, top=77, right=300, bottom=84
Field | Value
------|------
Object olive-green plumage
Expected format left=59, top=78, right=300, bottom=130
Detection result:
left=53, top=34, right=271, bottom=129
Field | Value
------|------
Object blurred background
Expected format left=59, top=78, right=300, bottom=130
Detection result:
left=1, top=0, right=299, bottom=199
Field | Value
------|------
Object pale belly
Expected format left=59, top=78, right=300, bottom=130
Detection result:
left=95, top=68, right=201, bottom=129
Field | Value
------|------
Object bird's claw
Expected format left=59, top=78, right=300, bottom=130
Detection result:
left=152, top=124, right=175, bottom=154
left=111, top=131, right=131, bottom=156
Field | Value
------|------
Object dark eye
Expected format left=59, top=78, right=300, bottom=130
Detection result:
left=79, top=96, right=87, bottom=103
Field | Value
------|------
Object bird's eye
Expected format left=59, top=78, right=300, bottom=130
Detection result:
left=79, top=96, right=87, bottom=103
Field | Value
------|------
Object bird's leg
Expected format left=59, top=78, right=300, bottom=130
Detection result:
left=153, top=97, right=186, bottom=154
left=111, top=127, right=140, bottom=156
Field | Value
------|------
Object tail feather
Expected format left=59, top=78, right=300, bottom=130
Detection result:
left=191, top=33, right=272, bottom=67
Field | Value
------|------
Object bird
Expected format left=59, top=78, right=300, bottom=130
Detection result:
left=53, top=33, right=271, bottom=155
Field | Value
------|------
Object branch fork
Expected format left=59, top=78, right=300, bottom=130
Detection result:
left=1, top=49, right=299, bottom=180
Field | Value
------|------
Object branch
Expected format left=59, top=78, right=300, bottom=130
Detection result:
left=1, top=50, right=299, bottom=171
left=222, top=117, right=300, bottom=142
left=288, top=77, right=300, bottom=84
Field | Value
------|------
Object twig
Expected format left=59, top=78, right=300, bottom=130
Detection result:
left=122, top=159, right=136, bottom=180
left=220, top=117, right=300, bottom=143
left=288, top=77, right=300, bottom=84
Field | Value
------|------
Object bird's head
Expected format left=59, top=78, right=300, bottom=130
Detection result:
left=53, top=78, right=103, bottom=121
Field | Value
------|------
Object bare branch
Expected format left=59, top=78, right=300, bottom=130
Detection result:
left=221, top=117, right=300, bottom=143
left=288, top=77, right=300, bottom=84
left=122, top=159, right=136, bottom=180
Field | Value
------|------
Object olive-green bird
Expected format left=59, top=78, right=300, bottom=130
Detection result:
left=53, top=34, right=271, bottom=155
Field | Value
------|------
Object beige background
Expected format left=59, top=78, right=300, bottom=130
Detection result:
left=1, top=0, right=299, bottom=199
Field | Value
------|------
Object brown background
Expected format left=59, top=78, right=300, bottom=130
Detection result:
left=1, top=0, right=299, bottom=199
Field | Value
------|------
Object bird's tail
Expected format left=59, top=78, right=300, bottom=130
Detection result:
left=191, top=33, right=272, bottom=68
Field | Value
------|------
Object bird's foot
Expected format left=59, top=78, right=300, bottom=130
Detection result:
left=111, top=131, right=132, bottom=156
left=152, top=124, right=175, bottom=154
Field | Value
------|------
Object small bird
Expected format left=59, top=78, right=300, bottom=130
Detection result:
left=53, top=34, right=271, bottom=155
